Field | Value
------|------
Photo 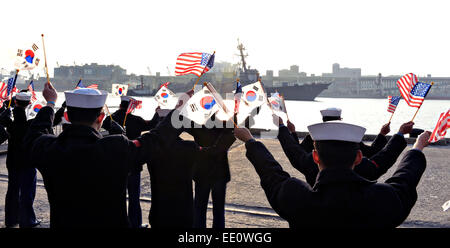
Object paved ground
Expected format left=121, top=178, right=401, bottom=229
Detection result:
left=0, top=135, right=449, bottom=228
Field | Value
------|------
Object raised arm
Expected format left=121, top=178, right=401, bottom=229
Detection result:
left=384, top=131, right=429, bottom=223
left=234, top=127, right=312, bottom=222
left=53, top=101, right=66, bottom=126
left=359, top=122, right=390, bottom=157
left=274, top=115, right=319, bottom=186
left=354, top=122, right=412, bottom=180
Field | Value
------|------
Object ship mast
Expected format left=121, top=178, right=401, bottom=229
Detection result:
left=237, top=39, right=248, bottom=73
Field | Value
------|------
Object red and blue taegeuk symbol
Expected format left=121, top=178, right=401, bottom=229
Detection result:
left=246, top=91, right=257, bottom=102
left=118, top=87, right=123, bottom=95
left=33, top=104, right=43, bottom=113
left=161, top=92, right=169, bottom=98
left=200, top=96, right=216, bottom=110
left=25, top=50, right=35, bottom=63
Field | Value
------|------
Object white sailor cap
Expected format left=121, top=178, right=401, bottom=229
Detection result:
left=120, top=96, right=131, bottom=102
left=320, top=107, right=342, bottom=118
left=307, top=121, right=366, bottom=143
left=15, top=92, right=32, bottom=101
left=64, top=88, right=107, bottom=108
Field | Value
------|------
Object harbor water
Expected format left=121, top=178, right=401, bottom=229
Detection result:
left=50, top=92, right=450, bottom=137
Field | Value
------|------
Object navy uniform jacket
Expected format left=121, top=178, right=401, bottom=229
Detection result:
left=111, top=108, right=160, bottom=172
left=23, top=106, right=181, bottom=228
left=278, top=125, right=407, bottom=186
left=5, top=107, right=39, bottom=170
left=0, top=108, right=11, bottom=145
left=0, top=124, right=8, bottom=144
left=147, top=139, right=200, bottom=228
left=245, top=140, right=426, bottom=228
left=186, top=124, right=236, bottom=186
left=300, top=133, right=388, bottom=158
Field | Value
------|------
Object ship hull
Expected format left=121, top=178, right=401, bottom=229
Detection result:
left=267, top=83, right=331, bottom=101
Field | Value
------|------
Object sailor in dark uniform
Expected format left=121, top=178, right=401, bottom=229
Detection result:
left=0, top=107, right=11, bottom=144
left=23, top=83, right=188, bottom=228
left=147, top=113, right=236, bottom=228
left=110, top=95, right=160, bottom=228
left=3, top=91, right=41, bottom=228
left=186, top=116, right=236, bottom=228
left=234, top=123, right=430, bottom=228
left=274, top=115, right=414, bottom=186
left=300, top=108, right=390, bottom=157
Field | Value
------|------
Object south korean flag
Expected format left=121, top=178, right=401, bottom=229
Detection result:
left=241, top=81, right=266, bottom=108
left=15, top=43, right=41, bottom=71
left=180, top=86, right=219, bottom=125
left=154, top=85, right=177, bottom=109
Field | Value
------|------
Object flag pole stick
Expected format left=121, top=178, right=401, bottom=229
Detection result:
left=41, top=34, right=50, bottom=84
left=192, top=51, right=215, bottom=91
left=388, top=112, right=395, bottom=123
left=104, top=104, right=114, bottom=122
left=411, top=82, right=434, bottom=122
left=204, top=82, right=238, bottom=128
left=7, top=69, right=20, bottom=108
left=123, top=112, right=128, bottom=127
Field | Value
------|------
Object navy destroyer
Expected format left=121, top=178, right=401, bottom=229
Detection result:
left=236, top=41, right=331, bottom=101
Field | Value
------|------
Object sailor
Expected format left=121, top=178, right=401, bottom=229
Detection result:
left=274, top=114, right=414, bottom=186
left=23, top=83, right=187, bottom=228
left=3, top=91, right=41, bottom=228
left=147, top=116, right=236, bottom=228
left=234, top=123, right=430, bottom=228
left=0, top=109, right=9, bottom=145
left=186, top=116, right=236, bottom=228
left=110, top=95, right=160, bottom=228
left=300, top=107, right=390, bottom=157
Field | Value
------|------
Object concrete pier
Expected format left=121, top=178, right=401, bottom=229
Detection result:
left=1, top=135, right=449, bottom=228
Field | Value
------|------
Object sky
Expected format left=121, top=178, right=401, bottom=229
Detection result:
left=1, top=0, right=450, bottom=78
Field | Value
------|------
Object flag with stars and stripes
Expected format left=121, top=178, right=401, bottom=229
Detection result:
left=126, top=98, right=143, bottom=114
left=27, top=81, right=37, bottom=102
left=396, top=73, right=433, bottom=108
left=175, top=52, right=215, bottom=77
left=75, top=79, right=98, bottom=89
left=429, top=109, right=450, bottom=143
left=387, top=96, right=401, bottom=113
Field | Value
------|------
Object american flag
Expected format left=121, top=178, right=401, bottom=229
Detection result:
left=175, top=52, right=215, bottom=77
left=160, top=82, right=170, bottom=88
left=75, top=79, right=98, bottom=89
left=234, top=80, right=242, bottom=114
left=407, top=82, right=433, bottom=108
left=387, top=96, right=401, bottom=113
left=429, top=110, right=450, bottom=143
left=126, top=98, right=143, bottom=114
left=27, top=81, right=37, bottom=102
left=0, top=81, right=8, bottom=103
left=396, top=73, right=432, bottom=108
left=6, top=77, right=16, bottom=98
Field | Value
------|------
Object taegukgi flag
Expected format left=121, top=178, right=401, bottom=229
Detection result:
left=180, top=86, right=219, bottom=125
left=154, top=83, right=177, bottom=108
left=15, top=43, right=41, bottom=71
left=241, top=81, right=266, bottom=109
left=112, top=84, right=128, bottom=97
